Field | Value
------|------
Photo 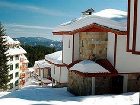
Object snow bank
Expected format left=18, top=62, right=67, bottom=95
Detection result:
left=45, top=51, right=62, bottom=64
left=34, top=59, right=51, bottom=68
left=70, top=60, right=109, bottom=73
left=53, top=9, right=127, bottom=33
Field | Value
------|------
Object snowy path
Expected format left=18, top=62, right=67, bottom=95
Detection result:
left=0, top=78, right=139, bottom=105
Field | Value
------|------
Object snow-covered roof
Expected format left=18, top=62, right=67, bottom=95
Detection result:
left=45, top=51, right=62, bottom=64
left=70, top=60, right=109, bottom=73
left=6, top=46, right=27, bottom=56
left=94, top=9, right=127, bottom=19
left=53, top=9, right=127, bottom=33
left=34, top=59, right=51, bottom=69
left=3, top=36, right=20, bottom=45
left=28, top=68, right=34, bottom=72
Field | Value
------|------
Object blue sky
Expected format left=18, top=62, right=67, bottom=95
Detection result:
left=0, top=0, right=128, bottom=40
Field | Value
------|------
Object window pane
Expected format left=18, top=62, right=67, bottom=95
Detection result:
left=15, top=72, right=19, bottom=77
left=10, top=56, right=13, bottom=61
left=15, top=63, right=19, bottom=69
left=10, top=65, right=13, bottom=70
left=15, top=80, right=19, bottom=86
left=15, top=55, right=19, bottom=60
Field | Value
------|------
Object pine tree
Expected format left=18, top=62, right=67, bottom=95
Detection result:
left=0, top=22, right=10, bottom=90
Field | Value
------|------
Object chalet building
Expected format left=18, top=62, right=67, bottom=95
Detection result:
left=52, top=8, right=140, bottom=95
left=34, top=59, right=51, bottom=79
left=4, top=36, right=29, bottom=90
left=45, top=51, right=68, bottom=87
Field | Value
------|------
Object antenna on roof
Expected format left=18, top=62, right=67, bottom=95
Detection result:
left=82, top=8, right=94, bottom=15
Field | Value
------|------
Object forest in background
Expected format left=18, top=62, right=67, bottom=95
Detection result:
left=22, top=45, right=56, bottom=67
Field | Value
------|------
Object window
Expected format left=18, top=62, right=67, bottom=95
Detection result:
left=15, top=80, right=19, bottom=86
left=10, top=56, right=13, bottom=61
left=9, top=83, right=13, bottom=89
left=9, top=74, right=13, bottom=80
left=15, top=63, right=19, bottom=69
left=54, top=66, right=55, bottom=74
left=15, top=72, right=19, bottom=77
left=10, top=65, right=13, bottom=70
left=68, top=39, right=70, bottom=48
left=15, top=55, right=19, bottom=60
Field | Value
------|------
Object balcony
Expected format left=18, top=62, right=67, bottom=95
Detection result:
left=20, top=73, right=25, bottom=79
left=20, top=79, right=25, bottom=86
left=20, top=65, right=28, bottom=71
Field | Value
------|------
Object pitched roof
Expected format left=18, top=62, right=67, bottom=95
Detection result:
left=69, top=59, right=118, bottom=77
left=6, top=46, right=27, bottom=56
left=34, top=59, right=51, bottom=69
left=70, top=60, right=109, bottom=73
left=3, top=36, right=20, bottom=45
left=45, top=51, right=63, bottom=65
left=53, top=9, right=127, bottom=35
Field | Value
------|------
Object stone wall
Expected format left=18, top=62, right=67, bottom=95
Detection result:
left=95, top=77, right=113, bottom=94
left=67, top=71, right=92, bottom=96
left=79, top=32, right=108, bottom=60
left=127, top=74, right=140, bottom=92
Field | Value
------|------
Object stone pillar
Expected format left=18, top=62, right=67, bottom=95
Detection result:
left=92, top=77, right=95, bottom=95
left=122, top=74, right=128, bottom=92
left=40, top=69, right=43, bottom=79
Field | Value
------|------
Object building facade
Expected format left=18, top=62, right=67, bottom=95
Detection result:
left=5, top=36, right=28, bottom=90
left=52, top=8, right=140, bottom=95
left=45, top=51, right=68, bottom=87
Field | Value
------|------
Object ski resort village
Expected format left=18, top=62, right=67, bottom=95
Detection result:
left=0, top=0, right=140, bottom=105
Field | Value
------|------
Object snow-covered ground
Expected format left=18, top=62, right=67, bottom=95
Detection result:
left=0, top=77, right=139, bottom=105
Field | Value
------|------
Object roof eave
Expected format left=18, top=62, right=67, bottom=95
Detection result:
left=53, top=23, right=127, bottom=35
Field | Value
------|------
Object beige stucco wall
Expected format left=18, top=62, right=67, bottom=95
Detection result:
left=79, top=32, right=108, bottom=60
left=63, top=35, right=73, bottom=64
left=107, top=32, right=115, bottom=66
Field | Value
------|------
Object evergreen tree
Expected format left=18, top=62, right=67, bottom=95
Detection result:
left=0, top=22, right=10, bottom=90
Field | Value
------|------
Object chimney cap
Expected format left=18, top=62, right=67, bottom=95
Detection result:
left=82, top=8, right=94, bottom=15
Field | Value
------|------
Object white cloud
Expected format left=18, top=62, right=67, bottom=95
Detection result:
left=4, top=23, right=61, bottom=40
left=5, top=24, right=54, bottom=30
left=0, top=1, right=67, bottom=16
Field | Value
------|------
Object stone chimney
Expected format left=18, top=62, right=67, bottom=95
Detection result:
left=82, top=8, right=94, bottom=15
